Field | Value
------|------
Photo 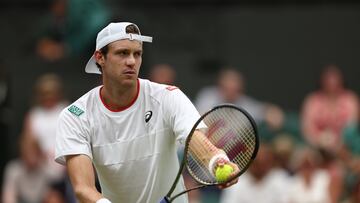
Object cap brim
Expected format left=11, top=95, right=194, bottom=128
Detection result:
left=85, top=55, right=102, bottom=74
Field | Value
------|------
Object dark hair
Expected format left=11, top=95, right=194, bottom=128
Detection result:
left=95, top=24, right=141, bottom=72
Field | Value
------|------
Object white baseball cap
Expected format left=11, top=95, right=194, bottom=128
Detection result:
left=85, top=22, right=153, bottom=74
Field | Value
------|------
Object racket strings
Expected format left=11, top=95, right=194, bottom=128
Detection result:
left=187, top=107, right=257, bottom=184
left=223, top=110, right=255, bottom=169
left=188, top=152, right=214, bottom=183
left=208, top=114, right=246, bottom=170
left=232, top=116, right=255, bottom=169
left=188, top=131, right=218, bottom=183
left=188, top=136, right=215, bottom=179
left=188, top=110, right=233, bottom=182
left=206, top=110, right=251, bottom=161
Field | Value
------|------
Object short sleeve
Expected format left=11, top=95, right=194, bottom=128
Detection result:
left=162, top=88, right=202, bottom=142
left=55, top=108, right=93, bottom=165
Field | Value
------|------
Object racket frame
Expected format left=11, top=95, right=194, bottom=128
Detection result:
left=164, top=104, right=259, bottom=202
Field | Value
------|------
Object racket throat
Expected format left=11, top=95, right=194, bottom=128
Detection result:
left=159, top=197, right=171, bottom=203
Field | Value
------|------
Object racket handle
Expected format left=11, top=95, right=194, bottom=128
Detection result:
left=159, top=197, right=170, bottom=203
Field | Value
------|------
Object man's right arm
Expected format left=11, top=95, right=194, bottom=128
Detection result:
left=66, top=154, right=103, bottom=203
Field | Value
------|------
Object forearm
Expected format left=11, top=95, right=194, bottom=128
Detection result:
left=66, top=155, right=105, bottom=203
left=189, top=130, right=239, bottom=188
left=189, top=130, right=225, bottom=169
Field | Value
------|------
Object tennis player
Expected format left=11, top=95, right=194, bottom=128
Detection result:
left=54, top=22, right=238, bottom=203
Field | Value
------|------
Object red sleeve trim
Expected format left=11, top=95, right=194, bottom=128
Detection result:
left=166, top=86, right=178, bottom=91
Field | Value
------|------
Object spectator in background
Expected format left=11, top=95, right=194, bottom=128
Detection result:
left=148, top=63, right=177, bottom=85
left=301, top=64, right=359, bottom=153
left=35, top=0, right=111, bottom=61
left=2, top=134, right=52, bottom=203
left=271, top=134, right=297, bottom=174
left=22, top=73, right=68, bottom=182
left=301, top=65, right=356, bottom=203
left=258, top=104, right=304, bottom=145
left=42, top=183, right=66, bottom=203
left=219, top=144, right=291, bottom=203
left=287, top=147, right=332, bottom=203
left=195, top=68, right=266, bottom=123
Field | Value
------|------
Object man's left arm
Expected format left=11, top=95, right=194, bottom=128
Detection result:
left=190, top=130, right=240, bottom=189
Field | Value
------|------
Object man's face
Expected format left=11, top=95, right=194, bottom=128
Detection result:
left=96, top=39, right=143, bottom=87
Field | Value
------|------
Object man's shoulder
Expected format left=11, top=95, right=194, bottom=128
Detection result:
left=141, top=78, right=167, bottom=90
left=60, top=86, right=101, bottom=119
left=140, top=78, right=180, bottom=98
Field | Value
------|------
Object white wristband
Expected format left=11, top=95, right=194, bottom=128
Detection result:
left=208, top=153, right=230, bottom=175
left=96, top=198, right=112, bottom=203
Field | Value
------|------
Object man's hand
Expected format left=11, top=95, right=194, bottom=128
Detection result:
left=215, top=158, right=240, bottom=189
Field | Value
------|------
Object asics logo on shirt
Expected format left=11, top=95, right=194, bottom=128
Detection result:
left=145, top=111, right=153, bottom=123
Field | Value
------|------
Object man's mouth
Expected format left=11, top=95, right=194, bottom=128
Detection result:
left=123, top=70, right=136, bottom=75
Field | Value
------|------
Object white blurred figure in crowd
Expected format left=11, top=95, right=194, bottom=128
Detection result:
left=287, top=147, right=332, bottom=203
left=2, top=134, right=51, bottom=203
left=219, top=144, right=291, bottom=203
left=22, top=73, right=68, bottom=181
left=195, top=68, right=266, bottom=124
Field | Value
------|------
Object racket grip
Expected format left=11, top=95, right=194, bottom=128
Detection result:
left=159, top=197, right=170, bottom=203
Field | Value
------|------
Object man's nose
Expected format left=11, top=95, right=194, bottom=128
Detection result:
left=126, top=54, right=136, bottom=66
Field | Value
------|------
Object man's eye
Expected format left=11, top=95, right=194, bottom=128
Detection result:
left=134, top=52, right=142, bottom=57
left=116, top=50, right=128, bottom=56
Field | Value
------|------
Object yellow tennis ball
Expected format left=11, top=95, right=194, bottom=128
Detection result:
left=215, top=164, right=234, bottom=183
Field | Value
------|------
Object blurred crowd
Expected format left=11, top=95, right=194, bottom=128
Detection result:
left=3, top=62, right=359, bottom=203
left=151, top=63, right=360, bottom=203
left=2, top=73, right=74, bottom=203
left=1, top=1, right=360, bottom=202
left=204, top=65, right=359, bottom=203
left=166, top=63, right=357, bottom=203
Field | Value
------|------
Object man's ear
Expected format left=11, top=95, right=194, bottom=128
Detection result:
left=94, top=51, right=105, bottom=67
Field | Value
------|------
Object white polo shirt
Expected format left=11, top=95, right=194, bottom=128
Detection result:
left=55, top=79, right=201, bottom=203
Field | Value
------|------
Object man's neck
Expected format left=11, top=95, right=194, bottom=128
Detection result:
left=100, top=79, right=139, bottom=111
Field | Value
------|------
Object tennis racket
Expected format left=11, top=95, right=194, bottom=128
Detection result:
left=159, top=104, right=259, bottom=203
